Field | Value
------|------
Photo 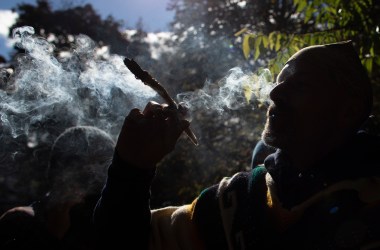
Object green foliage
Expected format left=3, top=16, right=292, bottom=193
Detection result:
left=239, top=0, right=380, bottom=77
left=165, top=0, right=309, bottom=87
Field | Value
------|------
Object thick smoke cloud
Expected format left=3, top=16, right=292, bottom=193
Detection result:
left=1, top=26, right=274, bottom=149
left=1, top=26, right=274, bottom=158
left=0, top=26, right=274, bottom=207
left=0, top=26, right=159, bottom=198
left=1, top=26, right=156, bottom=145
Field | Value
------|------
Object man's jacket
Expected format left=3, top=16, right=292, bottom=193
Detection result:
left=94, top=131, right=380, bottom=249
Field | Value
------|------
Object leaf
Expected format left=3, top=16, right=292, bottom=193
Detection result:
left=243, top=82, right=253, bottom=104
left=370, top=46, right=375, bottom=57
left=296, top=0, right=307, bottom=12
left=254, top=36, right=262, bottom=60
left=254, top=47, right=261, bottom=60
left=363, top=57, right=373, bottom=75
left=269, top=59, right=283, bottom=76
left=269, top=32, right=276, bottom=50
left=262, top=35, right=269, bottom=48
left=275, top=33, right=281, bottom=52
left=242, top=35, right=251, bottom=59
left=304, top=5, right=313, bottom=23
left=302, top=33, right=310, bottom=44
left=254, top=36, right=262, bottom=49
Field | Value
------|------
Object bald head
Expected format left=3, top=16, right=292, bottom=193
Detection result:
left=262, top=41, right=373, bottom=162
left=47, top=126, right=115, bottom=203
left=287, top=41, right=372, bottom=126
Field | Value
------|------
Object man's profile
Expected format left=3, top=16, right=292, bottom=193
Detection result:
left=94, top=41, right=380, bottom=249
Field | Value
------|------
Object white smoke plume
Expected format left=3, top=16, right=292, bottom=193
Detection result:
left=0, top=26, right=156, bottom=148
left=0, top=25, right=277, bottom=207
left=0, top=25, right=163, bottom=192
left=177, top=66, right=275, bottom=115
left=0, top=25, right=274, bottom=174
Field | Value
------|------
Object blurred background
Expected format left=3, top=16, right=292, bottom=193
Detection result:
left=0, top=0, right=379, bottom=211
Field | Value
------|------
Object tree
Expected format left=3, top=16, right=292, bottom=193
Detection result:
left=240, top=0, right=380, bottom=77
left=166, top=0, right=314, bottom=81
left=9, top=0, right=131, bottom=56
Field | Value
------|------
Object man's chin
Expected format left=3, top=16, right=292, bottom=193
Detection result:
left=261, top=128, right=282, bottom=148
left=262, top=134, right=276, bottom=148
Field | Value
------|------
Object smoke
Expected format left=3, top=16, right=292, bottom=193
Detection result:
left=1, top=26, right=275, bottom=142
left=1, top=26, right=156, bottom=146
left=0, top=26, right=275, bottom=206
left=177, top=66, right=275, bottom=115
left=0, top=26, right=275, bottom=167
left=0, top=25, right=161, bottom=200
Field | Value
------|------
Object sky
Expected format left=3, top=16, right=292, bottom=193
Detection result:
left=0, top=0, right=175, bottom=60
left=0, top=0, right=175, bottom=31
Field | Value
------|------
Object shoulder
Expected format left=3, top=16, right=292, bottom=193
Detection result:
left=0, top=206, right=35, bottom=224
left=0, top=206, right=37, bottom=243
left=194, top=166, right=269, bottom=211
left=282, top=177, right=380, bottom=249
left=198, top=166, right=268, bottom=202
left=0, top=204, right=54, bottom=249
left=191, top=167, right=269, bottom=248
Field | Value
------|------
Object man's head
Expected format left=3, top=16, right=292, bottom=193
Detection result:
left=46, top=126, right=115, bottom=205
left=262, top=41, right=372, bottom=154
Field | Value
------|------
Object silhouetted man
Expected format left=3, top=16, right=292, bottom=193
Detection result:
left=94, top=41, right=380, bottom=249
left=0, top=126, right=115, bottom=250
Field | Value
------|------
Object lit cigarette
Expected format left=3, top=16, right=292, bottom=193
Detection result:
left=124, top=58, right=198, bottom=146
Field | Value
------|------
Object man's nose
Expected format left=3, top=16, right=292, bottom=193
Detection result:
left=269, top=82, right=286, bottom=103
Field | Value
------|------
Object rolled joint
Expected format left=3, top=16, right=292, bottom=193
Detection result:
left=168, top=103, right=198, bottom=146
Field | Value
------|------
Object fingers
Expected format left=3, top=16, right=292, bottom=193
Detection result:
left=129, top=108, right=143, bottom=118
left=143, top=101, right=176, bottom=120
left=143, top=101, right=159, bottom=116
left=117, top=101, right=192, bottom=167
left=132, top=101, right=190, bottom=138
left=125, top=108, right=144, bottom=124
left=125, top=102, right=168, bottom=123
